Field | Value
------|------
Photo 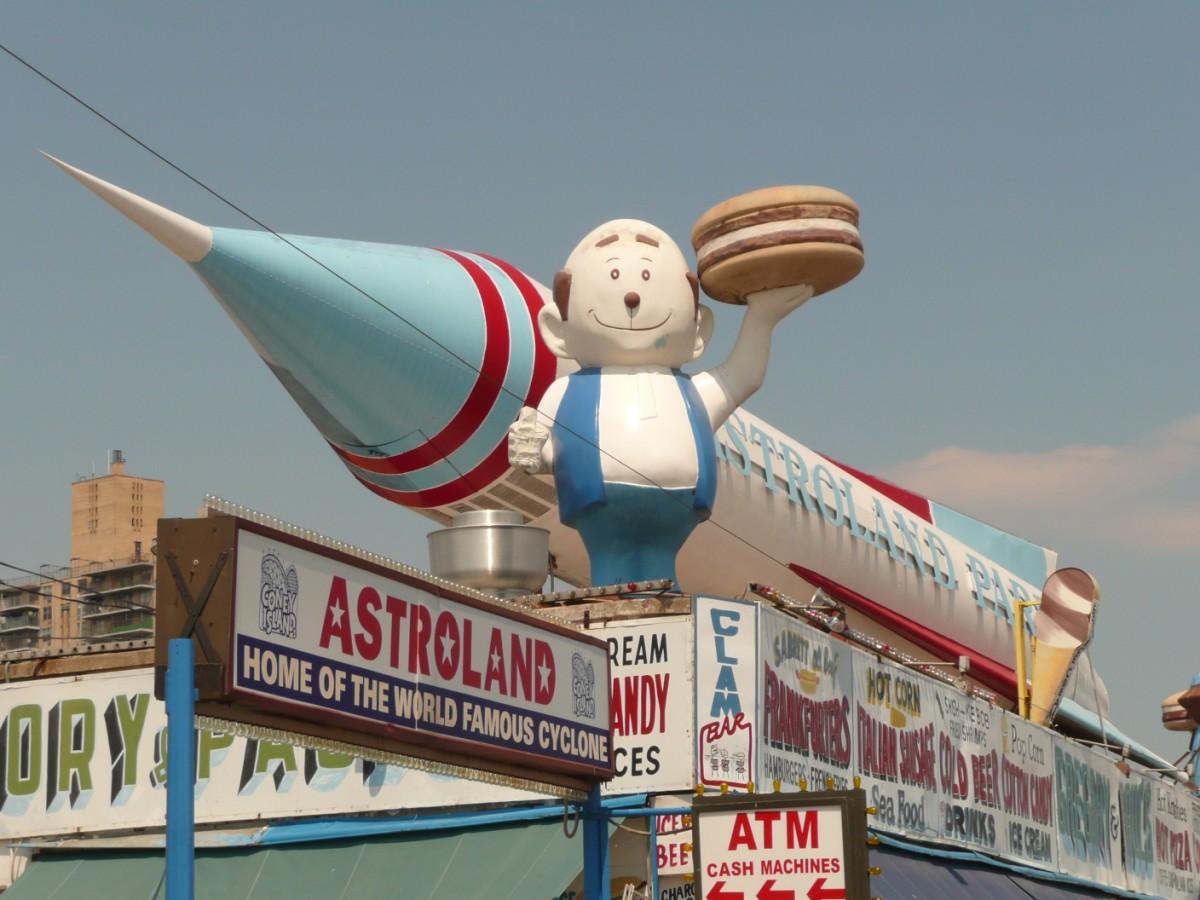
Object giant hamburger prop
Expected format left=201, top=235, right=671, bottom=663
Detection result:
left=691, top=185, right=864, bottom=303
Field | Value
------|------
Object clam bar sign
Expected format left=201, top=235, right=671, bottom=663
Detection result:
left=155, top=517, right=613, bottom=790
left=693, top=791, right=871, bottom=900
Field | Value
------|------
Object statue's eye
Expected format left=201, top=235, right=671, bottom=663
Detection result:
left=641, top=269, right=651, bottom=281
left=610, top=268, right=620, bottom=280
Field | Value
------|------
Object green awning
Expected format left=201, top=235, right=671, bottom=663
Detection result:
left=6, top=819, right=582, bottom=899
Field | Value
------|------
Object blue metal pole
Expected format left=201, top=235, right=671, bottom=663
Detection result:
left=648, top=812, right=660, bottom=900
left=582, top=784, right=610, bottom=900
left=166, top=638, right=196, bottom=900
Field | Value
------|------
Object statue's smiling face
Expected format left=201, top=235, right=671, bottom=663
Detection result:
left=544, top=220, right=705, bottom=368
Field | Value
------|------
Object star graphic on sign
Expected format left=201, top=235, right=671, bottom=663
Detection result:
left=439, top=632, right=456, bottom=666
left=489, top=650, right=502, bottom=672
left=536, top=661, right=551, bottom=694
left=329, top=605, right=344, bottom=627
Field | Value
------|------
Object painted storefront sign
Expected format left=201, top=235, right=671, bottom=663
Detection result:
left=1153, top=781, right=1198, bottom=899
left=694, top=596, right=757, bottom=791
left=852, top=652, right=940, bottom=840
left=998, top=716, right=1057, bottom=870
left=1053, top=740, right=1125, bottom=890
left=757, top=604, right=854, bottom=792
left=0, top=669, right=541, bottom=840
left=603, top=618, right=693, bottom=794
left=930, top=679, right=1004, bottom=853
left=232, top=528, right=612, bottom=778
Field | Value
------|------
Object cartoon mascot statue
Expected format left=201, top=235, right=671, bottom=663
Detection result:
left=509, top=189, right=863, bottom=587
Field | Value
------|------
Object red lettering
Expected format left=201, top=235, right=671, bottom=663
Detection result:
left=408, top=603, right=432, bottom=675
left=385, top=595, right=407, bottom=668
left=318, top=576, right=353, bottom=655
left=755, top=811, right=780, bottom=849
left=729, top=812, right=756, bottom=850
left=434, top=611, right=460, bottom=680
left=653, top=673, right=669, bottom=732
left=511, top=635, right=532, bottom=701
left=354, top=587, right=383, bottom=660
left=611, top=679, right=625, bottom=737
left=483, top=627, right=507, bottom=694
left=786, top=810, right=818, bottom=848
left=533, top=639, right=555, bottom=704
left=461, top=618, right=482, bottom=688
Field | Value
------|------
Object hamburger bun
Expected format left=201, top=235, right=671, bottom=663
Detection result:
left=691, top=185, right=864, bottom=304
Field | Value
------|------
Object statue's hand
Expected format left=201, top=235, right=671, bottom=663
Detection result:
left=744, top=284, right=815, bottom=323
left=509, top=406, right=550, bottom=474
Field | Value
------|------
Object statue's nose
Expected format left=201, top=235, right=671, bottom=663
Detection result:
left=624, top=292, right=641, bottom=310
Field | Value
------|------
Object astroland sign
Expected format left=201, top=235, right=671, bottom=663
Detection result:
left=693, top=790, right=871, bottom=900
left=154, top=516, right=613, bottom=794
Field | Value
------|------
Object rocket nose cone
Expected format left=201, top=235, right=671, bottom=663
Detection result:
left=41, top=152, right=213, bottom=263
left=189, top=228, right=557, bottom=508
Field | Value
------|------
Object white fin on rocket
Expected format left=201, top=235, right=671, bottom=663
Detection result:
left=41, top=152, right=213, bottom=263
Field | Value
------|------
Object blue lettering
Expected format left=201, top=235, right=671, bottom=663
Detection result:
left=781, top=444, right=817, bottom=512
left=722, top=415, right=753, bottom=477
left=871, top=499, right=906, bottom=564
left=711, top=608, right=740, bottom=638
left=965, top=555, right=992, bottom=612
left=750, top=425, right=779, bottom=493
left=811, top=464, right=845, bottom=527
left=841, top=479, right=873, bottom=541
left=923, top=531, right=958, bottom=589
left=890, top=513, right=925, bottom=574
left=713, top=434, right=727, bottom=462
left=990, top=566, right=1014, bottom=624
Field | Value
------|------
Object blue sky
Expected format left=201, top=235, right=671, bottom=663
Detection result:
left=1, top=2, right=1196, bottom=758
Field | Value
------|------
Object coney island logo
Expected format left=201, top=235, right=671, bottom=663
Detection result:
left=571, top=652, right=596, bottom=719
left=259, top=551, right=299, bottom=639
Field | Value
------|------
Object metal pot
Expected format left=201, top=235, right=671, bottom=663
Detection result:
left=427, top=510, right=549, bottom=598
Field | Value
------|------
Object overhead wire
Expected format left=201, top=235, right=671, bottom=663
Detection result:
left=0, top=40, right=801, bottom=582
left=0, top=562, right=155, bottom=613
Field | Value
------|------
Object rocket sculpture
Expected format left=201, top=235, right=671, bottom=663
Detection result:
left=49, top=155, right=1062, bottom=701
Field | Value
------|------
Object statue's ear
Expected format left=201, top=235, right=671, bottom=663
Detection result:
left=538, top=302, right=571, bottom=359
left=693, top=304, right=715, bottom=359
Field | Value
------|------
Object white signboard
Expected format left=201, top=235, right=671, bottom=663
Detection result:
left=929, top=678, right=1004, bottom=854
left=232, top=527, right=612, bottom=779
left=851, top=652, right=940, bottom=840
left=1152, top=781, right=1199, bottom=899
left=757, top=605, right=854, bottom=792
left=1052, top=739, right=1125, bottom=890
left=997, top=714, right=1057, bottom=870
left=603, top=618, right=693, bottom=794
left=694, top=793, right=868, bottom=900
left=695, top=596, right=758, bottom=791
left=0, top=669, right=542, bottom=840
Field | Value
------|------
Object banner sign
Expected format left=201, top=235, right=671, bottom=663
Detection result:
left=224, top=523, right=612, bottom=781
left=1119, top=772, right=1156, bottom=896
left=851, top=652, right=940, bottom=841
left=603, top=618, right=693, bottom=794
left=692, top=789, right=870, bottom=900
left=757, top=604, right=854, bottom=792
left=1052, top=740, right=1125, bottom=889
left=930, top=680, right=1004, bottom=854
left=1152, top=781, right=1199, bottom=899
left=997, top=716, right=1057, bottom=870
left=694, top=596, right=758, bottom=791
left=0, top=669, right=542, bottom=840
